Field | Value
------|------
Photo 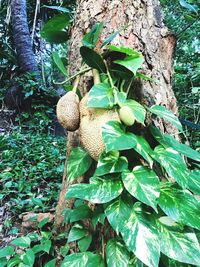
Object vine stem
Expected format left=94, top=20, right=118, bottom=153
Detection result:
left=53, top=67, right=92, bottom=85
left=72, top=75, right=81, bottom=92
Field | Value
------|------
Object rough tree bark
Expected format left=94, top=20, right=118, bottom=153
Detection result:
left=11, top=0, right=39, bottom=74
left=55, top=0, right=178, bottom=228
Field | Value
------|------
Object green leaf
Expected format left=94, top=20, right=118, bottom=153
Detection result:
left=133, top=136, right=154, bottom=167
left=38, top=217, right=49, bottom=229
left=44, top=259, right=57, bottom=267
left=122, top=166, right=160, bottom=211
left=66, top=177, right=123, bottom=204
left=11, top=236, right=31, bottom=248
left=0, top=246, right=14, bottom=258
left=7, top=255, right=21, bottom=267
left=78, top=235, right=92, bottom=252
left=42, top=5, right=72, bottom=13
left=23, top=249, right=35, bottom=267
left=150, top=126, right=200, bottom=162
left=95, top=151, right=128, bottom=176
left=107, top=45, right=141, bottom=57
left=106, top=239, right=130, bottom=267
left=102, top=121, right=137, bottom=151
left=114, top=56, right=144, bottom=75
left=68, top=147, right=92, bottom=181
left=149, top=105, right=183, bottom=131
left=187, top=169, right=200, bottom=195
left=158, top=183, right=200, bottom=230
left=158, top=220, right=200, bottom=265
left=124, top=99, right=146, bottom=125
left=179, top=0, right=197, bottom=13
left=88, top=83, right=114, bottom=108
left=41, top=14, right=70, bottom=43
left=0, top=258, right=7, bottom=267
left=70, top=205, right=91, bottom=223
left=82, top=22, right=103, bottom=49
left=52, top=51, right=68, bottom=76
left=68, top=224, right=87, bottom=243
left=61, top=252, right=105, bottom=267
left=153, top=146, right=189, bottom=189
left=80, top=47, right=106, bottom=73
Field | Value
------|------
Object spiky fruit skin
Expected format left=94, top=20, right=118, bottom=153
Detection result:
left=79, top=94, right=120, bottom=161
left=56, top=91, right=80, bottom=131
left=119, top=106, right=135, bottom=126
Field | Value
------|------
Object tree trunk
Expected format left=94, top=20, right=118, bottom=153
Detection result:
left=55, top=0, right=178, bottom=228
left=11, top=0, right=39, bottom=74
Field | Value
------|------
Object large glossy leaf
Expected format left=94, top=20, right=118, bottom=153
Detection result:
left=95, top=151, right=128, bottom=176
left=149, top=105, right=183, bottom=131
left=67, top=147, right=92, bottom=181
left=66, top=177, right=123, bottom=204
left=122, top=166, right=160, bottom=211
left=61, top=252, right=105, bottom=267
left=124, top=99, right=146, bottom=125
left=78, top=235, right=92, bottom=252
left=153, top=146, right=189, bottom=189
left=114, top=56, right=144, bottom=75
left=52, top=51, right=68, bottom=76
left=88, top=83, right=114, bottom=108
left=68, top=224, right=87, bottom=243
left=150, top=126, right=200, bottom=162
left=158, top=183, right=200, bottom=230
left=80, top=47, right=106, bottom=73
left=133, top=136, right=154, bottom=167
left=0, top=246, right=14, bottom=258
left=107, top=45, right=141, bottom=57
left=106, top=239, right=130, bottom=267
left=23, top=249, right=35, bottom=267
left=102, top=121, right=137, bottom=151
left=105, top=195, right=133, bottom=234
left=187, top=169, right=200, bottom=195
left=82, top=22, right=103, bottom=49
left=121, top=204, right=160, bottom=267
left=158, top=220, right=200, bottom=265
left=11, top=236, right=31, bottom=248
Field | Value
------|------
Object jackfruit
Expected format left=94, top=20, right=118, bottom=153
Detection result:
left=119, top=105, right=135, bottom=126
left=79, top=94, right=120, bottom=160
left=56, top=91, right=80, bottom=131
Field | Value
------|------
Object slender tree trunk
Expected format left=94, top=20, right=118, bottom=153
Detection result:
left=55, top=0, right=178, bottom=228
left=11, top=0, right=39, bottom=74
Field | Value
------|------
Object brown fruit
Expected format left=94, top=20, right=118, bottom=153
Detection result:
left=56, top=91, right=80, bottom=131
left=79, top=94, right=120, bottom=160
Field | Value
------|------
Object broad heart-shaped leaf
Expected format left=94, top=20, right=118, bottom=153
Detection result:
left=187, top=168, right=200, bottom=195
left=95, top=151, right=128, bottom=176
left=80, top=47, right=106, bottom=73
left=150, top=126, right=200, bottom=162
left=106, top=239, right=130, bottom=267
left=67, top=147, right=92, bottom=181
left=88, top=83, right=114, bottom=108
left=78, top=234, right=92, bottom=252
left=121, top=204, right=160, bottom=267
left=23, top=249, right=35, bottom=267
left=68, top=224, right=87, bottom=243
left=107, top=45, right=141, bottom=57
left=102, top=121, right=137, bottom=151
left=122, top=166, right=160, bottom=211
left=106, top=198, right=160, bottom=267
left=158, top=183, right=200, bottom=230
left=0, top=246, right=14, bottom=258
left=66, top=177, right=123, bottom=204
left=114, top=56, right=144, bottom=75
left=158, top=220, right=200, bottom=265
left=11, top=236, right=31, bottom=248
left=82, top=22, right=103, bottom=49
left=153, top=146, right=189, bottom=189
left=133, top=136, right=154, bottom=167
left=124, top=99, right=146, bottom=125
left=70, top=204, right=91, bottom=223
left=61, top=252, right=105, bottom=267
left=105, top=194, right=133, bottom=234
left=149, top=105, right=183, bottom=131
left=52, top=51, right=68, bottom=76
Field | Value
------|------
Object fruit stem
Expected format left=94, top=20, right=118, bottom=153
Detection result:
left=72, top=75, right=81, bottom=92
left=53, top=67, right=92, bottom=85
left=92, top=69, right=101, bottom=85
